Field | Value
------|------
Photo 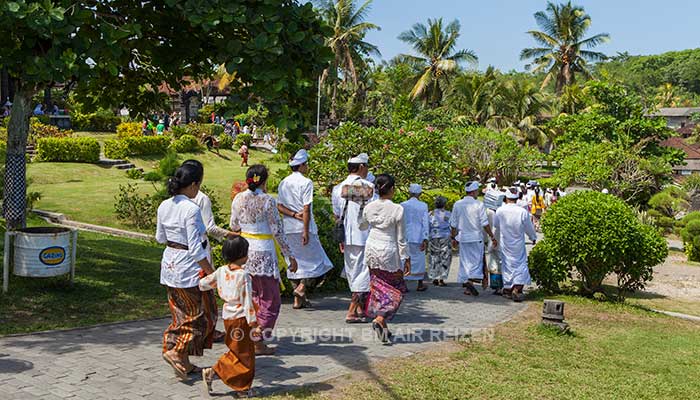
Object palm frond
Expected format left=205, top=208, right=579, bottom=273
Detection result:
left=576, top=33, right=610, bottom=49
left=409, top=69, right=433, bottom=101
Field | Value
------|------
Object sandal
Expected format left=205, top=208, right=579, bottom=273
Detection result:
left=213, top=330, right=226, bottom=343
left=463, top=283, right=479, bottom=296
left=162, top=353, right=187, bottom=380
left=202, top=367, right=214, bottom=395
left=255, top=343, right=276, bottom=356
left=432, top=279, right=440, bottom=286
left=372, top=321, right=390, bottom=344
left=416, top=285, right=427, bottom=292
left=438, top=280, right=447, bottom=287
left=187, top=365, right=203, bottom=374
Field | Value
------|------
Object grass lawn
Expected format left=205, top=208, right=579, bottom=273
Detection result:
left=0, top=216, right=166, bottom=335
left=27, top=148, right=284, bottom=231
left=270, top=296, right=700, bottom=400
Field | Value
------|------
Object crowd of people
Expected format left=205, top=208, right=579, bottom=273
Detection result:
left=155, top=151, right=546, bottom=397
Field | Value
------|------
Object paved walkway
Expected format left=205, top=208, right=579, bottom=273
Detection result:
left=0, top=261, right=526, bottom=399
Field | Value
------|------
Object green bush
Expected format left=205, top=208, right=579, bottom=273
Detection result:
left=72, top=108, right=121, bottom=131
left=0, top=126, right=6, bottom=142
left=208, top=124, right=224, bottom=137
left=311, top=197, right=347, bottom=293
left=421, top=189, right=462, bottom=211
left=113, top=183, right=165, bottom=230
left=169, top=134, right=202, bottom=153
left=125, top=168, right=143, bottom=180
left=36, top=137, right=100, bottom=163
left=143, top=171, right=163, bottom=182
left=218, top=134, right=234, bottom=150
left=159, top=151, right=179, bottom=177
left=170, top=125, right=187, bottom=139
left=682, top=174, right=700, bottom=191
left=681, top=213, right=700, bottom=261
left=29, top=119, right=72, bottom=145
left=104, top=136, right=171, bottom=159
left=116, top=122, right=143, bottom=139
left=530, top=191, right=667, bottom=298
left=184, top=123, right=211, bottom=140
left=529, top=239, right=571, bottom=293
left=235, top=133, right=252, bottom=147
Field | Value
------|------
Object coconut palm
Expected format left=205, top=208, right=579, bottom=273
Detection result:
left=488, top=79, right=553, bottom=148
left=398, top=18, right=477, bottom=107
left=315, top=0, right=380, bottom=115
left=520, top=1, right=610, bottom=94
left=445, top=67, right=499, bottom=125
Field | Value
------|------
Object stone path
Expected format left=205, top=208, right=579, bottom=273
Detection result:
left=0, top=260, right=526, bottom=399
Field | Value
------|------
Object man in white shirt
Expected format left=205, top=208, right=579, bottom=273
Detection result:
left=450, top=181, right=498, bottom=296
left=277, top=149, right=334, bottom=309
left=484, top=177, right=499, bottom=194
left=494, top=188, right=538, bottom=302
left=401, top=184, right=430, bottom=291
left=332, top=153, right=373, bottom=323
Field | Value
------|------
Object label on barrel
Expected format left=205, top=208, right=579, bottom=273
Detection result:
left=39, top=246, right=66, bottom=266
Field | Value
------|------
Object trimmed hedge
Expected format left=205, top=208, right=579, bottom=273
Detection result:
left=116, top=122, right=143, bottom=139
left=169, top=134, right=202, bottom=153
left=104, top=136, right=171, bottom=159
left=37, top=137, right=100, bottom=163
left=72, top=109, right=121, bottom=131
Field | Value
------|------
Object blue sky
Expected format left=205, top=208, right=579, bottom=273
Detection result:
left=359, top=0, right=700, bottom=71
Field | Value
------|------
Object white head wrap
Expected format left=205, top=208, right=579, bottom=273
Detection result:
left=289, top=149, right=309, bottom=167
left=348, top=153, right=369, bottom=164
left=505, top=188, right=520, bottom=199
left=465, top=181, right=480, bottom=193
left=409, top=183, right=422, bottom=194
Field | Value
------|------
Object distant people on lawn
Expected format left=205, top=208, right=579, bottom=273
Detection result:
left=200, top=237, right=257, bottom=397
left=401, top=183, right=429, bottom=292
left=450, top=181, right=498, bottom=296
left=229, top=164, right=298, bottom=356
left=156, top=162, right=216, bottom=379
left=238, top=144, right=249, bottom=167
left=428, top=196, right=452, bottom=287
left=276, top=149, right=333, bottom=309
left=494, top=188, right=538, bottom=302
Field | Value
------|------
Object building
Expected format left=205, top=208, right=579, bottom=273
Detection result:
left=660, top=137, right=700, bottom=176
left=648, top=107, right=700, bottom=129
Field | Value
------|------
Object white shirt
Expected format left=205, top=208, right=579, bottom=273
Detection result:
left=199, top=266, right=257, bottom=324
left=400, top=197, right=429, bottom=244
left=450, top=196, right=488, bottom=243
left=331, top=175, right=374, bottom=246
left=277, top=171, right=318, bottom=234
left=156, top=195, right=209, bottom=288
left=493, top=203, right=537, bottom=257
left=429, top=209, right=452, bottom=239
left=361, top=199, right=410, bottom=271
left=192, top=191, right=229, bottom=241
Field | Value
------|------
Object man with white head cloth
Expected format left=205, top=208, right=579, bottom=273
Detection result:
left=401, top=184, right=430, bottom=291
left=493, top=188, right=537, bottom=302
left=450, top=181, right=498, bottom=296
left=332, top=153, right=374, bottom=323
left=277, top=149, right=334, bottom=309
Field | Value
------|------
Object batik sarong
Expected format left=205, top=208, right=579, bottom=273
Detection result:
left=212, top=317, right=255, bottom=391
left=428, top=237, right=452, bottom=280
left=365, top=269, right=405, bottom=321
left=163, top=286, right=210, bottom=356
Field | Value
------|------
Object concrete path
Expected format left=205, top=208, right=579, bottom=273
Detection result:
left=0, top=260, right=526, bottom=399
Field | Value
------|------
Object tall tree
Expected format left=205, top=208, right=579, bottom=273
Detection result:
left=398, top=18, right=477, bottom=107
left=0, top=0, right=330, bottom=229
left=520, top=1, right=610, bottom=94
left=445, top=67, right=499, bottom=125
left=489, top=79, right=553, bottom=148
left=315, top=0, right=380, bottom=115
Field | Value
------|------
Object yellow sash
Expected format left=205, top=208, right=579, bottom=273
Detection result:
left=240, top=232, right=288, bottom=290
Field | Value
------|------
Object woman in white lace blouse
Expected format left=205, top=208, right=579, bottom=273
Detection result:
left=230, top=164, right=298, bottom=355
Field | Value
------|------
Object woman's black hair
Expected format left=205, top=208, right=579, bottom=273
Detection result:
left=246, top=164, right=269, bottom=191
left=434, top=196, right=447, bottom=209
left=166, top=163, right=203, bottom=196
left=182, top=159, right=204, bottom=173
left=375, top=174, right=395, bottom=197
left=222, top=236, right=249, bottom=263
left=347, top=162, right=361, bottom=173
left=534, top=186, right=543, bottom=201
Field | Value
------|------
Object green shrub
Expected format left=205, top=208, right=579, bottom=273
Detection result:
left=113, top=183, right=164, bottom=230
left=116, top=122, right=143, bottom=139
left=143, top=171, right=163, bottom=182
left=208, top=124, right=224, bottom=137
left=169, top=134, right=202, bottom=153
left=159, top=151, right=179, bottom=177
left=310, top=197, right=347, bottom=293
left=36, top=137, right=100, bottom=163
left=72, top=108, right=121, bottom=131
left=681, top=215, right=700, bottom=261
left=104, top=136, right=171, bottom=159
left=682, top=174, right=700, bottom=191
left=530, top=191, right=667, bottom=298
left=170, top=125, right=187, bottom=139
left=529, top=239, right=571, bottom=293
left=184, top=123, right=211, bottom=141
left=103, top=139, right=129, bottom=159
left=421, top=189, right=462, bottom=211
left=235, top=133, right=252, bottom=147
left=125, top=168, right=143, bottom=180
left=0, top=126, right=6, bottom=142
left=278, top=142, right=301, bottom=159
left=218, top=134, right=234, bottom=150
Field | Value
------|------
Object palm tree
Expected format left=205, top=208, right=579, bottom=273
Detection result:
left=315, top=0, right=380, bottom=115
left=489, top=79, right=553, bottom=148
left=398, top=18, right=477, bottom=107
left=520, top=1, right=610, bottom=94
left=445, top=67, right=499, bottom=125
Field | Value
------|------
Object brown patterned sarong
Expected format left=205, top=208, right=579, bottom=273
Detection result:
left=162, top=286, right=211, bottom=356
left=201, top=289, right=218, bottom=350
left=213, top=318, right=255, bottom=391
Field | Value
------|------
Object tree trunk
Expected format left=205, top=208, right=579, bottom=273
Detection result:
left=4, top=84, right=37, bottom=230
